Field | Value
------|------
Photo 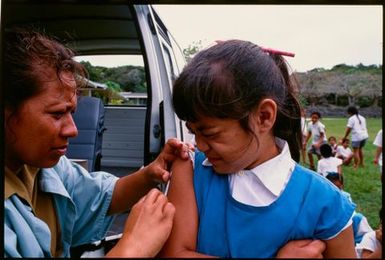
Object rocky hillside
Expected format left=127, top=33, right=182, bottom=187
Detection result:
left=293, top=63, right=382, bottom=117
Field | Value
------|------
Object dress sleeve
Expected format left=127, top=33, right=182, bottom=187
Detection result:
left=312, top=178, right=356, bottom=240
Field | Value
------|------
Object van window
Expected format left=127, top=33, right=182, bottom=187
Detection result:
left=162, top=44, right=176, bottom=84
left=169, top=34, right=187, bottom=74
left=74, top=55, right=147, bottom=107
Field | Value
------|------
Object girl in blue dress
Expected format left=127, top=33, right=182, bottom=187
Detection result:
left=158, top=39, right=357, bottom=258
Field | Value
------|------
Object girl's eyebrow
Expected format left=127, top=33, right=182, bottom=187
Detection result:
left=185, top=122, right=216, bottom=133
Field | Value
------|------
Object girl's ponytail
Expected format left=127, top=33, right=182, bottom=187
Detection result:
left=270, top=53, right=302, bottom=162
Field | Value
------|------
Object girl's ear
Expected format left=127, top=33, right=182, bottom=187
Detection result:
left=253, top=98, right=277, bottom=133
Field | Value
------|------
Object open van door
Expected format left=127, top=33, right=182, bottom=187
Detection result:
left=133, top=5, right=189, bottom=165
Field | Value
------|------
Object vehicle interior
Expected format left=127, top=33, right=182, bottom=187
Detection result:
left=4, top=2, right=143, bottom=55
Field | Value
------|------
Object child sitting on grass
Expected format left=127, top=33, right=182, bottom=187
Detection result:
left=317, top=143, right=342, bottom=177
left=336, top=138, right=354, bottom=166
left=328, top=136, right=338, bottom=156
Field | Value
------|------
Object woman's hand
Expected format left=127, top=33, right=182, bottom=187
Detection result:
left=106, top=189, right=176, bottom=257
left=108, top=139, right=194, bottom=215
left=145, top=138, right=194, bottom=183
left=276, top=239, right=326, bottom=258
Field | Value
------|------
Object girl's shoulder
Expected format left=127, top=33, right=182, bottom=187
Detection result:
left=292, top=164, right=338, bottom=192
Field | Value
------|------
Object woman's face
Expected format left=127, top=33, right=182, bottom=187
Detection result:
left=187, top=115, right=264, bottom=174
left=5, top=69, right=78, bottom=170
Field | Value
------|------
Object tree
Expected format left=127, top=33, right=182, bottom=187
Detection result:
left=183, top=40, right=203, bottom=62
left=80, top=61, right=106, bottom=82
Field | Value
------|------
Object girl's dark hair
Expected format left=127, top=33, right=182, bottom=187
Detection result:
left=4, top=28, right=87, bottom=112
left=310, top=111, right=322, bottom=119
left=347, top=106, right=358, bottom=115
left=326, top=172, right=344, bottom=185
left=347, top=106, right=361, bottom=124
left=320, top=143, right=333, bottom=158
left=172, top=39, right=302, bottom=162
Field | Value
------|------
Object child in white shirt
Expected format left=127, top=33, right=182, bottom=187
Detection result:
left=341, top=106, right=369, bottom=168
left=336, top=138, right=354, bottom=166
left=328, top=136, right=338, bottom=156
left=304, top=111, right=327, bottom=171
left=355, top=208, right=382, bottom=258
left=317, top=143, right=342, bottom=176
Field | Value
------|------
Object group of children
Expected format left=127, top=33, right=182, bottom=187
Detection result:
left=316, top=136, right=353, bottom=176
left=301, top=110, right=382, bottom=258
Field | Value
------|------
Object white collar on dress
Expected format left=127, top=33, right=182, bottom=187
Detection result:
left=202, top=137, right=296, bottom=197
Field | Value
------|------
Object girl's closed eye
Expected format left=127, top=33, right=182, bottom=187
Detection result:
left=201, top=131, right=219, bottom=139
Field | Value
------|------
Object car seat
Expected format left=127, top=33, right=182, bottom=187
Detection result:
left=66, top=96, right=107, bottom=172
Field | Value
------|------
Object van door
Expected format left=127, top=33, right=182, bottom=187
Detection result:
left=134, top=5, right=191, bottom=165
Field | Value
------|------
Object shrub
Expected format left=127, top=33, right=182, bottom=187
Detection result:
left=356, top=96, right=373, bottom=108
left=336, top=95, right=349, bottom=106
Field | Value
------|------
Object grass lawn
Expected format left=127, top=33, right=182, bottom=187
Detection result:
left=300, top=117, right=382, bottom=229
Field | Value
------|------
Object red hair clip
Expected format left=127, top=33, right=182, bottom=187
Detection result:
left=261, top=47, right=295, bottom=57
left=214, top=41, right=295, bottom=57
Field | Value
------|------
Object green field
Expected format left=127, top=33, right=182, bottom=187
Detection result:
left=300, top=117, right=382, bottom=229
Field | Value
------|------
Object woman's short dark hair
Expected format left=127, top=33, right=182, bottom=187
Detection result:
left=172, top=39, right=302, bottom=162
left=3, top=28, right=87, bottom=112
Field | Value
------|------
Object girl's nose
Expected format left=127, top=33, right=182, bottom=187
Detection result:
left=195, top=135, right=209, bottom=153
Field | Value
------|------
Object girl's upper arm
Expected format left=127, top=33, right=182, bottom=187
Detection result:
left=157, top=157, right=199, bottom=257
left=323, top=225, right=357, bottom=258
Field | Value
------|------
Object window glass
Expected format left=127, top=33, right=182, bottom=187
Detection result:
left=162, top=44, right=176, bottom=84
left=74, top=55, right=147, bottom=106
left=169, top=33, right=187, bottom=75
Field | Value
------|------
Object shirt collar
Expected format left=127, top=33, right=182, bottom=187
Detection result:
left=5, top=165, right=40, bottom=201
left=248, top=138, right=295, bottom=196
left=202, top=137, right=295, bottom=196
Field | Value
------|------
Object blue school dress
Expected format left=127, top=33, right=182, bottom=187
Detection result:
left=193, top=151, right=355, bottom=258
